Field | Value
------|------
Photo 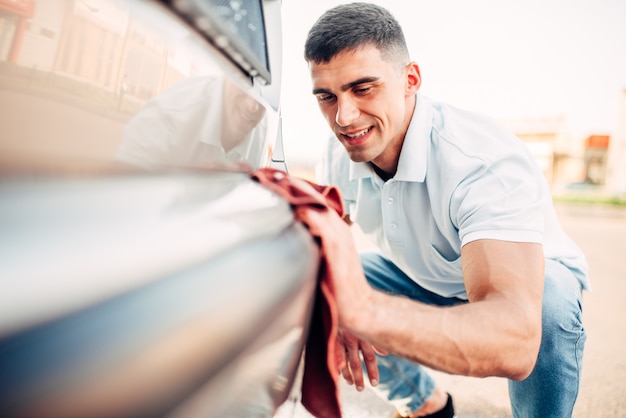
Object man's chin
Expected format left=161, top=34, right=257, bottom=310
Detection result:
left=346, top=151, right=371, bottom=164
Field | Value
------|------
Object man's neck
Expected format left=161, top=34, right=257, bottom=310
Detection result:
left=370, top=162, right=395, bottom=182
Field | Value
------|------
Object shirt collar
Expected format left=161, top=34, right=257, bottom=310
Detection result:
left=348, top=93, right=433, bottom=183
left=349, top=159, right=374, bottom=181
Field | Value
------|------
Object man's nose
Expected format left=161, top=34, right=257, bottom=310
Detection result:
left=335, top=97, right=359, bottom=127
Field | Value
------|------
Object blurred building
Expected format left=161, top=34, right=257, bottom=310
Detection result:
left=501, top=112, right=625, bottom=194
left=605, top=90, right=626, bottom=196
left=500, top=116, right=587, bottom=189
left=0, top=0, right=35, bottom=62
left=0, top=0, right=217, bottom=111
left=583, top=135, right=610, bottom=185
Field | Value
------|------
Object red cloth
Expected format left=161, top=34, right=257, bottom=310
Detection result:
left=250, top=167, right=344, bottom=418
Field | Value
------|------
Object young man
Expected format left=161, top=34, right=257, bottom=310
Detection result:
left=304, top=3, right=590, bottom=417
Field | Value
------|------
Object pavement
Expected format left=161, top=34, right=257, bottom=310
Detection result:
left=274, top=203, right=626, bottom=418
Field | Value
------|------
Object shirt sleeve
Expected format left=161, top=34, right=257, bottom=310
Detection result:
left=449, top=145, right=547, bottom=247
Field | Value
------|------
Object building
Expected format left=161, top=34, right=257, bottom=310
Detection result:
left=606, top=90, right=626, bottom=196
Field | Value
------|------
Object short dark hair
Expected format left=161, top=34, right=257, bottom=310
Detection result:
left=304, top=2, right=410, bottom=67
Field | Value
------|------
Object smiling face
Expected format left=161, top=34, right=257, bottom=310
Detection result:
left=309, top=44, right=421, bottom=176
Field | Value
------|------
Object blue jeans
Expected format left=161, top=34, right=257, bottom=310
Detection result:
left=360, top=252, right=586, bottom=418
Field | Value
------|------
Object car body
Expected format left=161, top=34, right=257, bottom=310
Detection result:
left=0, top=0, right=319, bottom=416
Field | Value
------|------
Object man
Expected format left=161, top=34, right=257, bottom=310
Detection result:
left=304, top=3, right=590, bottom=417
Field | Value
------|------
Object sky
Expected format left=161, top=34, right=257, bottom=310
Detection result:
left=279, top=0, right=626, bottom=162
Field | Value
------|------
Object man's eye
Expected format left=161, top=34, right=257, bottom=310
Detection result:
left=355, top=86, right=372, bottom=95
left=317, top=94, right=336, bottom=103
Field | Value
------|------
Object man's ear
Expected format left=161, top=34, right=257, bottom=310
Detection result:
left=405, top=62, right=421, bottom=95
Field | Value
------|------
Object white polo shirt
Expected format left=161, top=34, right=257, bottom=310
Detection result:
left=318, top=94, right=590, bottom=299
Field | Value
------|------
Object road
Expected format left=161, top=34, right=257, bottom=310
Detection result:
left=275, top=202, right=626, bottom=418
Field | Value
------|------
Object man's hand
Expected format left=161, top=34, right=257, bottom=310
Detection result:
left=338, top=331, right=385, bottom=391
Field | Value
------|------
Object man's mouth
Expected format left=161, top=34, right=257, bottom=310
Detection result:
left=341, top=127, right=372, bottom=145
left=344, top=127, right=371, bottom=139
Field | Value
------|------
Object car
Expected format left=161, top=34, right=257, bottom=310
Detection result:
left=0, top=0, right=319, bottom=416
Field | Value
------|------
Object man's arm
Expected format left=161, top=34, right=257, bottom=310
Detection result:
left=344, top=239, right=544, bottom=380
left=306, top=206, right=543, bottom=386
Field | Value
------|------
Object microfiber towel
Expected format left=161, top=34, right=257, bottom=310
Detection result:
left=250, top=167, right=344, bottom=418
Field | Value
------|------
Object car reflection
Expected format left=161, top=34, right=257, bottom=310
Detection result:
left=117, top=76, right=267, bottom=170
left=0, top=0, right=277, bottom=171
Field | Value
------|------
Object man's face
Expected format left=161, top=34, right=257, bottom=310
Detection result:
left=309, top=44, right=420, bottom=174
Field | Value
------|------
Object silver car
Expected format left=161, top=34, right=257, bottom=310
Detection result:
left=0, top=0, right=319, bottom=416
